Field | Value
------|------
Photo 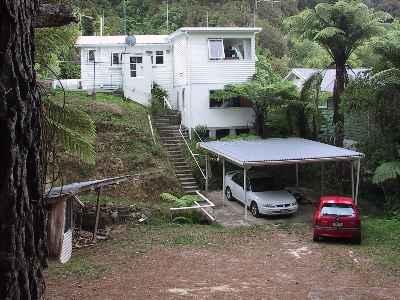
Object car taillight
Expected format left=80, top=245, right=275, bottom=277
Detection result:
left=318, top=218, right=329, bottom=226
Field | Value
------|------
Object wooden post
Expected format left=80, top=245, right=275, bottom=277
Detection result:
left=321, top=163, right=324, bottom=196
left=355, top=159, right=361, bottom=205
left=351, top=160, right=355, bottom=203
left=93, top=188, right=102, bottom=241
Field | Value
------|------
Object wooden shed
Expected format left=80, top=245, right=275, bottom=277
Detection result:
left=45, top=176, right=130, bottom=264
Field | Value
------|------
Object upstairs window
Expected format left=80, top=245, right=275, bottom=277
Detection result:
left=88, top=49, right=96, bottom=62
left=208, top=38, right=251, bottom=60
left=111, top=53, right=121, bottom=65
left=208, top=39, right=225, bottom=60
left=155, top=51, right=164, bottom=65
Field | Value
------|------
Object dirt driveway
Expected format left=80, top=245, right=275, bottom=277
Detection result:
left=46, top=223, right=400, bottom=300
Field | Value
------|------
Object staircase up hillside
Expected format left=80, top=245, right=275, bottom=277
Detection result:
left=153, top=111, right=199, bottom=195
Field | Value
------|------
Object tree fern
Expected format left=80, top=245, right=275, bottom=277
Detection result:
left=43, top=95, right=96, bottom=165
left=373, top=161, right=400, bottom=184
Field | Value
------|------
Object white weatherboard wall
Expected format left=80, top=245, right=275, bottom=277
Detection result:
left=173, top=31, right=257, bottom=130
left=189, top=84, right=255, bottom=129
left=80, top=46, right=124, bottom=90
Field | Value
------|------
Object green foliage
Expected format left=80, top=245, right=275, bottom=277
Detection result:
left=373, top=161, right=400, bottom=184
left=35, top=24, right=80, bottom=79
left=160, top=193, right=200, bottom=208
left=43, top=94, right=96, bottom=165
left=150, top=83, right=169, bottom=114
left=220, top=133, right=259, bottom=141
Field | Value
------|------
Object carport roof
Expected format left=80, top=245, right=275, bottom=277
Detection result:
left=199, top=138, right=364, bottom=166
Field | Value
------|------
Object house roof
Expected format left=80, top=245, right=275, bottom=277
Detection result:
left=199, top=138, right=363, bottom=167
left=76, top=35, right=169, bottom=47
left=286, top=68, right=369, bottom=93
left=169, top=27, right=262, bottom=40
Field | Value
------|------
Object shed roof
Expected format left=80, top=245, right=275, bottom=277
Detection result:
left=76, top=35, right=169, bottom=47
left=45, top=176, right=131, bottom=201
left=199, top=138, right=363, bottom=166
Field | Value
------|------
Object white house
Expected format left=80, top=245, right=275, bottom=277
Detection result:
left=74, top=27, right=262, bottom=138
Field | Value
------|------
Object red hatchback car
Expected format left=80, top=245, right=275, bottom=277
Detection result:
left=313, top=196, right=361, bottom=244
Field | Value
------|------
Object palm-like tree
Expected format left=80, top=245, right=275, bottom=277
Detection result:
left=286, top=0, right=389, bottom=146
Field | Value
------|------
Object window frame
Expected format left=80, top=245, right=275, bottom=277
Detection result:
left=88, top=49, right=96, bottom=63
left=130, top=56, right=143, bottom=78
left=155, top=50, right=164, bottom=65
left=111, top=52, right=122, bottom=66
left=208, top=39, right=225, bottom=60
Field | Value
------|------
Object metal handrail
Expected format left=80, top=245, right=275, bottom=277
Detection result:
left=147, top=114, right=157, bottom=145
left=179, top=125, right=207, bottom=180
left=192, top=127, right=204, bottom=143
left=163, top=96, right=173, bottom=110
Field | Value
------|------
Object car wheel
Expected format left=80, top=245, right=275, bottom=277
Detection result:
left=313, top=232, right=320, bottom=242
left=225, top=187, right=233, bottom=201
left=250, top=201, right=260, bottom=218
left=353, top=234, right=361, bottom=245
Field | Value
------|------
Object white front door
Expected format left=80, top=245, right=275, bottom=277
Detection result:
left=123, top=54, right=152, bottom=106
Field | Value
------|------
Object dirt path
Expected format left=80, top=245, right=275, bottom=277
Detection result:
left=46, top=228, right=400, bottom=300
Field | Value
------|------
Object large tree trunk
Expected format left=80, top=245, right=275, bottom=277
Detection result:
left=0, top=1, right=47, bottom=299
left=253, top=104, right=266, bottom=137
left=333, top=58, right=346, bottom=147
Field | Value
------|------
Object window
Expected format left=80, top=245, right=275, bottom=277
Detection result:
left=320, top=204, right=355, bottom=217
left=130, top=56, right=142, bottom=77
left=208, top=38, right=251, bottom=60
left=111, top=53, right=121, bottom=65
left=88, top=49, right=96, bottom=62
left=232, top=173, right=244, bottom=188
left=208, top=39, right=225, bottom=60
left=209, top=90, right=252, bottom=108
left=155, top=51, right=164, bottom=65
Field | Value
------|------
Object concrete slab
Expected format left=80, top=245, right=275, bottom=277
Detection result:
left=203, top=191, right=314, bottom=228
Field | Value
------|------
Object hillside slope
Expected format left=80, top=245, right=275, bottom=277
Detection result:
left=50, top=91, right=181, bottom=202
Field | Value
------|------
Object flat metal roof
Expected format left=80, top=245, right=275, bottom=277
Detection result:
left=199, top=138, right=364, bottom=166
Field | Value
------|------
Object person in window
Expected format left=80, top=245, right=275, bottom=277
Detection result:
left=224, top=45, right=243, bottom=60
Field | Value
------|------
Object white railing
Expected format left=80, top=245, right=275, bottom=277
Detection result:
left=170, top=191, right=216, bottom=221
left=192, top=127, right=205, bottom=143
left=163, top=96, right=173, bottom=110
left=147, top=114, right=157, bottom=145
left=179, top=125, right=207, bottom=181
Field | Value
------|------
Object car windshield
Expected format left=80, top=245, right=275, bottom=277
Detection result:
left=321, top=203, right=355, bottom=216
left=250, top=177, right=282, bottom=192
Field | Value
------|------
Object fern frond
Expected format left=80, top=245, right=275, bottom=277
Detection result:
left=373, top=161, right=400, bottom=184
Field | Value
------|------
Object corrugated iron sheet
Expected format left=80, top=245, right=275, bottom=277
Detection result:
left=199, top=138, right=364, bottom=166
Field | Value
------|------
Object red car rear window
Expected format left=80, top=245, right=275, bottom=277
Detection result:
left=321, top=203, right=355, bottom=217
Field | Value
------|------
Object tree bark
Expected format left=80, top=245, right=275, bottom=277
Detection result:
left=333, top=58, right=346, bottom=147
left=34, top=3, right=77, bottom=28
left=0, top=1, right=47, bottom=299
left=253, top=104, right=266, bottom=137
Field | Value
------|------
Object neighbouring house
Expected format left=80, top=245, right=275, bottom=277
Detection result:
left=285, top=68, right=370, bottom=145
left=72, top=27, right=261, bottom=138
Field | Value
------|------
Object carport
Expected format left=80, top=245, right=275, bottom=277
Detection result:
left=199, top=138, right=364, bottom=220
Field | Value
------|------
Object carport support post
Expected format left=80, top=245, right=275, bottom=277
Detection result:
left=351, top=160, right=355, bottom=202
left=355, top=159, right=361, bottom=205
left=244, top=166, right=248, bottom=220
left=222, top=158, right=225, bottom=207
left=296, top=163, right=299, bottom=186
left=321, top=163, right=324, bottom=196
left=205, top=154, right=209, bottom=192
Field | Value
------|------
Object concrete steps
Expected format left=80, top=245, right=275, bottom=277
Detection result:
left=153, top=111, right=199, bottom=195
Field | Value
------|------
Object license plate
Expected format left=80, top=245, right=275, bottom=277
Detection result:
left=332, top=222, right=343, bottom=227
left=280, top=209, right=289, bottom=213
